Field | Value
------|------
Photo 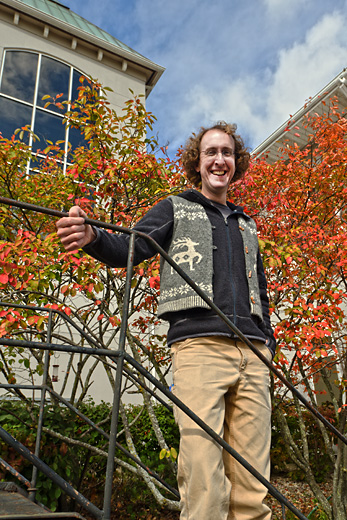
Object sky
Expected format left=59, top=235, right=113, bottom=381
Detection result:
left=62, top=0, right=347, bottom=157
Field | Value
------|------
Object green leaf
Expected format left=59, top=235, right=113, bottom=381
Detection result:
left=170, top=447, right=178, bottom=460
left=159, top=448, right=167, bottom=460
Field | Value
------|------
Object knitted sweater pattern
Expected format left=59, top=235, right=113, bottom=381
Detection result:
left=158, top=197, right=263, bottom=322
left=158, top=197, right=213, bottom=316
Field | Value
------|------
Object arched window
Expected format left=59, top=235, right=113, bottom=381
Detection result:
left=0, top=50, right=86, bottom=172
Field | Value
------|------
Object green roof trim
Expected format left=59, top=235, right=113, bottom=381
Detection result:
left=16, top=0, right=158, bottom=66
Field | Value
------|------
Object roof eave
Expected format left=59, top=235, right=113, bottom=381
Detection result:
left=2, top=0, right=165, bottom=92
left=252, top=68, right=347, bottom=160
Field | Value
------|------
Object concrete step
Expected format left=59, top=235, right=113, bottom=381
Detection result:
left=0, top=483, right=86, bottom=519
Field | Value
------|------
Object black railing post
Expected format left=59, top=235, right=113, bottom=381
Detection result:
left=29, top=309, right=53, bottom=501
left=103, top=233, right=136, bottom=519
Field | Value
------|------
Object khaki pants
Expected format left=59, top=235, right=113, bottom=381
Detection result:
left=170, top=336, right=272, bottom=520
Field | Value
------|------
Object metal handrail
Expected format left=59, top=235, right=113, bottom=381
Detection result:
left=0, top=302, right=178, bottom=499
left=1, top=195, right=344, bottom=519
left=0, top=302, right=173, bottom=410
left=0, top=335, right=307, bottom=520
left=0, top=425, right=103, bottom=519
left=0, top=381, right=179, bottom=499
left=0, top=457, right=31, bottom=490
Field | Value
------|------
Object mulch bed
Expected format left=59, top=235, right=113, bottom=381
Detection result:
left=83, top=475, right=333, bottom=519
left=152, top=476, right=334, bottom=519
left=265, top=476, right=333, bottom=519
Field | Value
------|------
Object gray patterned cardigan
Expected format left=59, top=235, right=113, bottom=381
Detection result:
left=158, top=196, right=263, bottom=322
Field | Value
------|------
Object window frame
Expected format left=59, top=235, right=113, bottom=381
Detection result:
left=0, top=49, right=86, bottom=174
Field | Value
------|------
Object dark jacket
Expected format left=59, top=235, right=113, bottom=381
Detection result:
left=83, top=189, right=276, bottom=356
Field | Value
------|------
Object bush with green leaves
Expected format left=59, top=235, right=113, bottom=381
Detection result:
left=0, top=398, right=179, bottom=512
left=0, top=399, right=104, bottom=511
left=271, top=399, right=335, bottom=482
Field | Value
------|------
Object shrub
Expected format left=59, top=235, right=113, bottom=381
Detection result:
left=271, top=399, right=335, bottom=482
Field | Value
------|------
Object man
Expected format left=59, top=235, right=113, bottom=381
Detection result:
left=56, top=122, right=275, bottom=520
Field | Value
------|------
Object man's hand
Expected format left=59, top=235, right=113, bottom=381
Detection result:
left=56, top=206, right=96, bottom=252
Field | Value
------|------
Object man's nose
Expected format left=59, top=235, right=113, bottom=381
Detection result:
left=214, top=152, right=226, bottom=162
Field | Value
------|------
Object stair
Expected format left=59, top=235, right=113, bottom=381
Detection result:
left=0, top=483, right=86, bottom=519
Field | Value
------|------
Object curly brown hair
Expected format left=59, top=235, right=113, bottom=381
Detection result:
left=181, top=121, right=250, bottom=187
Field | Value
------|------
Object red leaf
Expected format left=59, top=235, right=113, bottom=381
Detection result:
left=0, top=274, right=9, bottom=284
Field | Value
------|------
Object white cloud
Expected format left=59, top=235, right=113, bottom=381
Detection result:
left=263, top=0, right=312, bottom=17
left=176, top=76, right=262, bottom=141
left=164, top=8, right=347, bottom=152
left=260, top=11, right=347, bottom=140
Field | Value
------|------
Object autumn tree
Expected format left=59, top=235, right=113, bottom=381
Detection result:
left=233, top=101, right=347, bottom=520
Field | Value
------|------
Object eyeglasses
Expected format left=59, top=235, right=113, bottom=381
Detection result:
left=200, top=148, right=235, bottom=158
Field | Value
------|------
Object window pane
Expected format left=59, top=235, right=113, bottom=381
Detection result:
left=28, top=155, right=41, bottom=172
left=28, top=154, right=63, bottom=172
left=72, top=70, right=97, bottom=107
left=68, top=125, right=86, bottom=150
left=0, top=97, right=32, bottom=143
left=37, top=56, right=70, bottom=113
left=0, top=51, right=38, bottom=103
left=32, top=109, right=66, bottom=153
left=71, top=69, right=82, bottom=103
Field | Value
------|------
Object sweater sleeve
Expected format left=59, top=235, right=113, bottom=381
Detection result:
left=257, top=251, right=277, bottom=357
left=82, top=198, right=174, bottom=268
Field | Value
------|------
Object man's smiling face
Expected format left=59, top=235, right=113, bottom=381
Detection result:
left=196, top=129, right=236, bottom=204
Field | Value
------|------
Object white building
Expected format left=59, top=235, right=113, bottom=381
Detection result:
left=0, top=0, right=164, bottom=173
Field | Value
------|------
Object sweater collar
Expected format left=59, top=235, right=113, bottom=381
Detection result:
left=177, top=189, right=250, bottom=219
